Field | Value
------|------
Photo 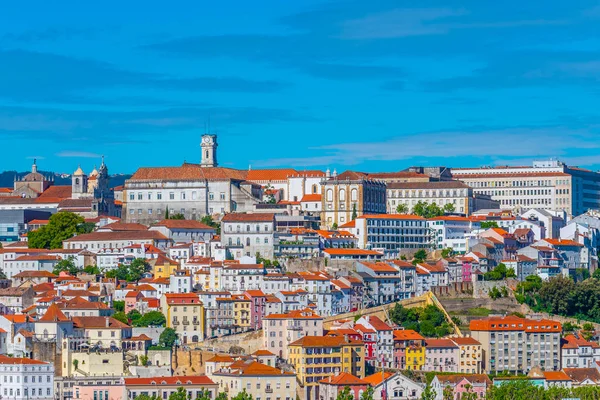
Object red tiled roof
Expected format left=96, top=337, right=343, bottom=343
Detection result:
left=435, top=374, right=491, bottom=385
left=72, top=316, right=130, bottom=329
left=300, top=194, right=322, bottom=202
left=543, top=238, right=584, bottom=247
left=39, top=303, right=70, bottom=323
left=130, top=164, right=247, bottom=181
left=425, top=339, right=457, bottom=348
left=319, top=372, right=367, bottom=386
left=37, top=185, right=72, bottom=199
left=362, top=371, right=395, bottom=386
left=0, top=355, right=48, bottom=365
left=543, top=371, right=572, bottom=381
left=470, top=315, right=561, bottom=333
left=357, top=214, right=425, bottom=220
left=64, top=230, right=168, bottom=242
left=361, top=262, right=397, bottom=273
left=324, top=248, right=382, bottom=256
left=102, top=222, right=149, bottom=231
left=289, top=336, right=363, bottom=347
left=394, top=330, right=424, bottom=341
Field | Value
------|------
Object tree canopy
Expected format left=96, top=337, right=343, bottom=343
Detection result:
left=133, top=311, right=166, bottom=327
left=412, top=249, right=428, bottom=265
left=52, top=257, right=80, bottom=275
left=105, top=258, right=150, bottom=281
left=336, top=387, right=354, bottom=400
left=412, top=201, right=453, bottom=219
left=480, top=221, right=499, bottom=229
left=396, top=203, right=409, bottom=214
left=390, top=303, right=452, bottom=337
left=484, top=263, right=516, bottom=281
left=200, top=215, right=221, bottom=234
left=159, top=327, right=177, bottom=348
left=28, top=211, right=86, bottom=249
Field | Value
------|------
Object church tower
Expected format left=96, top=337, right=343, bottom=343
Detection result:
left=200, top=134, right=218, bottom=168
left=72, top=165, right=88, bottom=199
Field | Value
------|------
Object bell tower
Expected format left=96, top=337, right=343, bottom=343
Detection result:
left=201, top=134, right=218, bottom=168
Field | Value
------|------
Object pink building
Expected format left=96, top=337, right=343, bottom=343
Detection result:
left=319, top=372, right=368, bottom=400
left=354, top=324, right=377, bottom=362
left=431, top=374, right=491, bottom=400
left=244, top=289, right=266, bottom=330
left=73, top=384, right=126, bottom=400
left=459, top=257, right=474, bottom=283
left=424, top=339, right=459, bottom=372
left=124, top=291, right=143, bottom=313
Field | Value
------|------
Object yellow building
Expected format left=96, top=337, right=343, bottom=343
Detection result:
left=232, top=295, right=251, bottom=329
left=150, top=254, right=180, bottom=279
left=450, top=336, right=483, bottom=374
left=160, top=293, right=205, bottom=344
left=393, top=329, right=425, bottom=371
left=288, top=336, right=364, bottom=400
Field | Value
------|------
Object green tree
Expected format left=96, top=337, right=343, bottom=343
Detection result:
left=112, top=311, right=128, bottom=324
left=83, top=265, right=101, bottom=275
left=396, top=203, right=409, bottom=214
left=53, top=257, right=80, bottom=275
left=200, top=215, right=221, bottom=234
left=489, top=286, right=502, bottom=300
left=127, top=309, right=142, bottom=323
left=215, top=393, right=228, bottom=400
left=412, top=249, right=428, bottom=265
left=138, top=354, right=149, bottom=366
left=336, top=387, right=353, bottom=400
left=126, top=258, right=150, bottom=281
left=134, top=395, right=160, bottom=400
left=420, top=385, right=436, bottom=400
left=0, top=269, right=6, bottom=279
left=169, top=213, right=185, bottom=220
left=538, top=275, right=576, bottom=315
left=28, top=211, right=85, bottom=249
left=442, top=385, right=454, bottom=400
left=134, top=311, right=167, bottom=327
left=442, top=203, right=455, bottom=214
left=159, top=327, right=178, bottom=348
left=165, top=208, right=170, bottom=219
left=593, top=268, right=600, bottom=280
left=168, top=387, right=189, bottom=400
left=487, top=380, right=543, bottom=400
left=441, top=248, right=453, bottom=258
left=73, top=359, right=79, bottom=370
left=582, top=322, right=595, bottom=341
left=232, top=389, right=253, bottom=400
left=113, top=300, right=125, bottom=312
left=332, top=222, right=338, bottom=230
left=360, top=386, right=374, bottom=400
left=562, top=321, right=580, bottom=333
left=480, top=221, right=499, bottom=229
left=574, top=268, right=590, bottom=282
left=351, top=203, right=358, bottom=220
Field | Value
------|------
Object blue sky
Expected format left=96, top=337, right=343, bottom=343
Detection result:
left=2, top=0, right=600, bottom=174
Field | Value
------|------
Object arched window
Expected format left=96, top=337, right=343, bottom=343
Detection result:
left=205, top=150, right=209, bottom=159
left=351, top=189, right=358, bottom=201
left=312, top=184, right=318, bottom=194
left=326, top=189, right=333, bottom=202
left=246, top=238, right=250, bottom=246
left=339, top=189, right=346, bottom=201
left=75, top=178, right=80, bottom=185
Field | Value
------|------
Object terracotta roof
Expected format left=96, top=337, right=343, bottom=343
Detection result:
left=387, top=181, right=469, bottom=189
left=64, top=230, right=168, bottom=242
left=37, top=185, right=72, bottom=199
left=221, top=213, right=276, bottom=222
left=319, top=372, right=367, bottom=386
left=164, top=293, right=201, bottom=305
left=331, top=279, right=351, bottom=290
left=338, top=220, right=356, bottom=229
left=392, top=260, right=415, bottom=268
left=354, top=324, right=376, bottom=334
left=543, top=371, right=571, bottom=381
left=429, top=216, right=472, bottom=222
left=27, top=219, right=50, bottom=225
left=417, top=263, right=447, bottom=273
left=13, top=271, right=57, bottom=278
left=363, top=316, right=392, bottom=331
left=300, top=194, right=322, bottom=202
left=14, top=255, right=61, bottom=262
left=393, top=329, right=424, bottom=341
left=206, top=355, right=235, bottom=363
left=129, top=164, right=247, bottom=182
left=39, top=303, right=69, bottom=323
left=244, top=290, right=267, bottom=297
left=0, top=355, right=48, bottom=365
left=324, top=248, right=382, bottom=256
left=563, top=368, right=600, bottom=383
left=227, top=360, right=293, bottom=376
left=426, top=339, right=458, bottom=348
left=16, top=329, right=33, bottom=338
left=360, top=262, right=397, bottom=273
left=289, top=336, right=363, bottom=347
left=561, top=334, right=600, bottom=349
left=264, top=308, right=322, bottom=320
left=470, top=315, right=561, bottom=333
left=362, top=371, right=395, bottom=386
left=124, top=376, right=215, bottom=386
left=450, top=337, right=481, bottom=346
left=58, top=198, right=93, bottom=209
left=71, top=316, right=130, bottom=329
left=252, top=349, right=275, bottom=356
left=543, top=238, right=584, bottom=247
left=2, top=315, right=29, bottom=323
left=153, top=219, right=214, bottom=230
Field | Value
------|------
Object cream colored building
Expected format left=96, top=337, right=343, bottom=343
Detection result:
left=450, top=336, right=483, bottom=374
left=263, top=308, right=323, bottom=360
left=71, top=316, right=132, bottom=349
left=161, top=292, right=205, bottom=344
left=210, top=360, right=296, bottom=400
left=61, top=341, right=124, bottom=377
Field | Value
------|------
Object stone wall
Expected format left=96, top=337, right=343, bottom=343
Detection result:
left=472, top=278, right=518, bottom=299
left=33, top=340, right=60, bottom=376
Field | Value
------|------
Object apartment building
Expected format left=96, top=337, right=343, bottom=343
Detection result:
left=160, top=293, right=204, bottom=344
left=123, top=376, right=218, bottom=400
left=450, top=337, right=483, bottom=374
left=0, top=356, right=54, bottom=400
left=387, top=181, right=498, bottom=215
left=393, top=329, right=426, bottom=371
left=451, top=159, right=600, bottom=216
left=424, top=339, right=459, bottom=372
left=288, top=336, right=365, bottom=400
left=263, top=308, right=323, bottom=359
left=354, top=214, right=432, bottom=257
left=221, top=213, right=276, bottom=259
left=428, top=216, right=481, bottom=253
left=470, top=316, right=562, bottom=374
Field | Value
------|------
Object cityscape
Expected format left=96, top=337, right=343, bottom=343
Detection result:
left=3, top=1, right=600, bottom=400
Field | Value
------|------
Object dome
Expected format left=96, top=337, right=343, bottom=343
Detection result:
left=22, top=172, right=45, bottom=182
left=90, top=166, right=99, bottom=177
left=73, top=165, right=85, bottom=176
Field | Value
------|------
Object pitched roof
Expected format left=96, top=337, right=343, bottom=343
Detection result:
left=450, top=337, right=481, bottom=346
left=37, top=185, right=72, bottom=199
left=246, top=168, right=298, bottom=181
left=324, top=248, right=382, bottom=256
left=0, top=355, right=48, bottom=365
left=363, top=316, right=392, bottom=331
left=206, top=355, right=235, bottom=363
left=319, top=372, right=367, bottom=386
left=425, top=339, right=458, bottom=348
left=435, top=374, right=491, bottom=385
left=563, top=368, right=600, bottom=383
left=543, top=238, right=584, bottom=247
left=289, top=336, right=363, bottom=347
left=543, top=371, right=572, bottom=381
left=362, top=371, right=395, bottom=386
left=129, top=164, right=247, bottom=182
left=300, top=194, right=322, bottom=202
left=101, top=222, right=149, bottom=231
left=470, top=315, right=561, bottom=333
left=13, top=271, right=57, bottom=278
left=38, top=303, right=69, bottom=323
left=393, top=330, right=424, bottom=341
left=71, top=316, right=130, bottom=329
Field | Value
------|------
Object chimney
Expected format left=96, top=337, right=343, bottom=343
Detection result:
left=105, top=317, right=110, bottom=328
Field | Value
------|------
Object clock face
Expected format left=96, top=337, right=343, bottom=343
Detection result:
left=204, top=137, right=211, bottom=143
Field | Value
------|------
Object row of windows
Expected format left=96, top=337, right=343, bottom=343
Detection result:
left=227, top=237, right=270, bottom=245
left=388, top=189, right=468, bottom=198
left=467, top=179, right=557, bottom=188
left=128, top=191, right=226, bottom=201
left=3, top=388, right=51, bottom=397
left=3, top=375, right=51, bottom=383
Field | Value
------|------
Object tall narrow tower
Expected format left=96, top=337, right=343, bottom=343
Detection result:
left=201, top=134, right=218, bottom=168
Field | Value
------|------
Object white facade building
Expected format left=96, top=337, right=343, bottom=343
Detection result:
left=0, top=356, right=54, bottom=400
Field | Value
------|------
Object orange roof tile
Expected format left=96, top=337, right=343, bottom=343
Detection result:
left=38, top=303, right=70, bottom=323
left=470, top=315, right=561, bottom=333
left=124, top=376, right=215, bottom=386
left=362, top=371, right=395, bottom=386
left=319, top=372, right=367, bottom=386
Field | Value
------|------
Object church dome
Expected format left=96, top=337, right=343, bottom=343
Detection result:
left=74, top=165, right=85, bottom=176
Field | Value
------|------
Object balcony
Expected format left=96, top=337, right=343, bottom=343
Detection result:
left=265, top=388, right=273, bottom=394
left=193, top=320, right=200, bottom=325
left=183, top=320, right=190, bottom=325
left=173, top=321, right=180, bottom=326
left=288, top=325, right=303, bottom=331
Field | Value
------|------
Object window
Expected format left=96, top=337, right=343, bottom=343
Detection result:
left=157, top=193, right=162, bottom=200
left=220, top=192, right=226, bottom=200
left=181, top=192, right=186, bottom=200
left=148, top=209, right=153, bottom=215
left=209, top=192, right=215, bottom=200
left=129, top=193, right=135, bottom=200
left=169, top=192, right=175, bottom=200
left=138, top=193, right=143, bottom=200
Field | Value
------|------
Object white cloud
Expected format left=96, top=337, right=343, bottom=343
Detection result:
left=56, top=151, right=101, bottom=158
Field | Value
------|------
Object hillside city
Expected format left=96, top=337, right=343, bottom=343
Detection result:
left=2, top=135, right=600, bottom=400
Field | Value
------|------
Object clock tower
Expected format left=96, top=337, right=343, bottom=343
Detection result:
left=201, top=134, right=218, bottom=167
